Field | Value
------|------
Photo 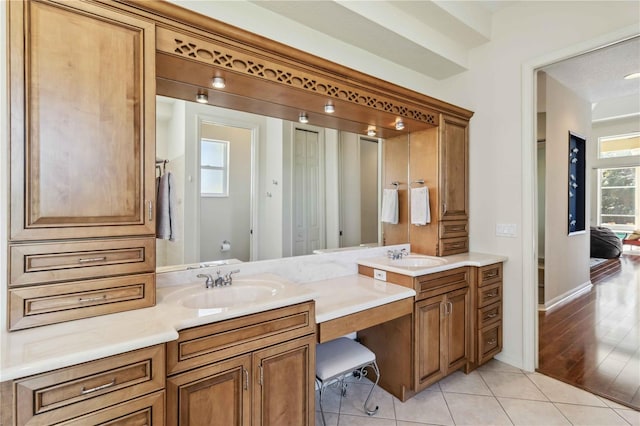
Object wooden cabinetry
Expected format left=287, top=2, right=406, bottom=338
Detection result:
left=4, top=345, right=165, bottom=426
left=467, top=263, right=504, bottom=372
left=357, top=266, right=470, bottom=401
left=403, top=114, right=469, bottom=256
left=166, top=302, right=316, bottom=426
left=7, top=0, right=156, bottom=330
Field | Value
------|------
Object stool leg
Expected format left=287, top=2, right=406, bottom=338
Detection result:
left=364, top=361, right=380, bottom=416
left=316, top=378, right=328, bottom=426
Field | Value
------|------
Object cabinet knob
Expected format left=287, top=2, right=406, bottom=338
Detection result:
left=486, top=338, right=497, bottom=345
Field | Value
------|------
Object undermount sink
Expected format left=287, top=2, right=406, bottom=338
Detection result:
left=389, top=255, right=447, bottom=268
left=180, top=284, right=280, bottom=309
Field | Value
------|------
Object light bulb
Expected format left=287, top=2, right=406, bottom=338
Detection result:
left=299, top=112, right=309, bottom=124
left=324, top=102, right=335, bottom=113
left=196, top=92, right=208, bottom=103
left=212, top=77, right=226, bottom=89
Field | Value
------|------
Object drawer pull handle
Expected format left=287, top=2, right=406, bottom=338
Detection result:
left=484, top=272, right=498, bottom=279
left=486, top=338, right=497, bottom=345
left=485, top=313, right=498, bottom=319
left=485, top=292, right=498, bottom=298
left=78, top=256, right=107, bottom=263
left=81, top=378, right=115, bottom=395
left=244, top=368, right=249, bottom=390
left=78, top=295, right=107, bottom=303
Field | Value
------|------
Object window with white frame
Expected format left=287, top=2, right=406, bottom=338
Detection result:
left=598, top=132, right=640, bottom=159
left=200, top=139, right=229, bottom=197
left=597, top=166, right=639, bottom=231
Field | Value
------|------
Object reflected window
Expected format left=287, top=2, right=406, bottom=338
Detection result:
left=201, top=139, right=229, bottom=197
left=598, top=166, right=639, bottom=231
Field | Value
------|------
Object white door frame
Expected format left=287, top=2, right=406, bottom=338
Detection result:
left=520, top=26, right=639, bottom=371
left=191, top=112, right=260, bottom=262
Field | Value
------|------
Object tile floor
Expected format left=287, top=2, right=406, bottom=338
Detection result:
left=315, top=359, right=640, bottom=426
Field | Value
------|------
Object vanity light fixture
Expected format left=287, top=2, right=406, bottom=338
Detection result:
left=212, top=76, right=226, bottom=89
left=395, top=119, right=405, bottom=131
left=367, top=126, right=377, bottom=137
left=624, top=72, right=640, bottom=80
left=324, top=102, right=335, bottom=113
left=196, top=92, right=209, bottom=104
left=299, top=112, right=309, bottom=124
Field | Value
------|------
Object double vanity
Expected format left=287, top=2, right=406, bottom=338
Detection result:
left=0, top=246, right=505, bottom=425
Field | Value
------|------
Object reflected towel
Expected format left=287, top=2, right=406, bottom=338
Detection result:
left=381, top=188, right=399, bottom=224
left=156, top=172, right=178, bottom=240
left=411, top=186, right=431, bottom=226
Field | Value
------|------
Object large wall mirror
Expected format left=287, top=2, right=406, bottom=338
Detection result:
left=156, top=96, right=396, bottom=270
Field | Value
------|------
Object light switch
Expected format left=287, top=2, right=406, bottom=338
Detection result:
left=496, top=223, right=517, bottom=237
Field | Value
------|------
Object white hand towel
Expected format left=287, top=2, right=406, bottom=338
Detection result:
left=411, top=186, right=431, bottom=226
left=156, top=172, right=178, bottom=240
left=381, top=188, right=399, bottom=224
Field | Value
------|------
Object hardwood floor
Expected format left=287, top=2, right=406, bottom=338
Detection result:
left=538, top=253, right=640, bottom=410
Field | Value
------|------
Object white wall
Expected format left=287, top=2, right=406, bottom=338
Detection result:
left=259, top=117, right=285, bottom=260
left=543, top=74, right=592, bottom=306
left=340, top=132, right=362, bottom=247
left=1, top=2, right=8, bottom=331
left=433, top=2, right=639, bottom=368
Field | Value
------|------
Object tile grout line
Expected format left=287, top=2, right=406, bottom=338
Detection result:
left=476, top=367, right=515, bottom=425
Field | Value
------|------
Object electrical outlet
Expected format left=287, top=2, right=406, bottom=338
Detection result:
left=373, top=269, right=387, bottom=281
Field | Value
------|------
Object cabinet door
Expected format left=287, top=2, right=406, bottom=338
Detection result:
left=252, top=335, right=315, bottom=426
left=167, top=354, right=251, bottom=426
left=9, top=0, right=156, bottom=241
left=445, top=287, right=470, bottom=372
left=439, top=115, right=468, bottom=222
left=414, top=295, right=446, bottom=390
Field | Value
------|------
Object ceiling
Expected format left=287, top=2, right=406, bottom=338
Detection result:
left=171, top=1, right=639, bottom=118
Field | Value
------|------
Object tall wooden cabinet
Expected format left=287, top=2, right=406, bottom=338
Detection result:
left=395, top=113, right=470, bottom=256
left=7, top=0, right=157, bottom=330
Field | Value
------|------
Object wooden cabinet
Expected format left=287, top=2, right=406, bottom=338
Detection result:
left=166, top=302, right=316, bottom=426
left=414, top=279, right=469, bottom=391
left=403, top=114, right=469, bottom=256
left=7, top=0, right=156, bottom=330
left=4, top=345, right=165, bottom=426
left=467, top=263, right=504, bottom=372
left=358, top=266, right=470, bottom=401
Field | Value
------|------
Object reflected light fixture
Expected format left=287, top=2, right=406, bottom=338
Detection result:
left=324, top=102, right=335, bottom=113
left=196, top=92, right=208, bottom=104
left=299, top=112, right=309, bottom=124
left=367, top=126, right=377, bottom=137
left=395, top=119, right=405, bottom=131
left=212, top=76, right=226, bottom=89
left=624, top=72, right=640, bottom=80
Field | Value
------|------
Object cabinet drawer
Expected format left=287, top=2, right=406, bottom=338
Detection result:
left=477, top=301, right=502, bottom=328
left=57, top=391, right=164, bottom=425
left=14, top=345, right=165, bottom=426
left=9, top=273, right=156, bottom=330
left=478, top=322, right=502, bottom=365
left=167, top=302, right=315, bottom=375
left=10, top=238, right=155, bottom=287
left=478, top=263, right=502, bottom=287
left=415, top=267, right=469, bottom=300
left=439, top=220, right=468, bottom=239
left=477, top=281, right=502, bottom=308
left=439, top=237, right=468, bottom=256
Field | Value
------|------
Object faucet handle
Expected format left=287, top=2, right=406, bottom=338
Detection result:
left=197, top=273, right=214, bottom=288
left=223, top=269, right=240, bottom=285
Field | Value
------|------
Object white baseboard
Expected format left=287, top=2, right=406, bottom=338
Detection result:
left=494, top=352, right=528, bottom=372
left=539, top=281, right=592, bottom=312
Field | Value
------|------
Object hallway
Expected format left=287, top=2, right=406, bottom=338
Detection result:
left=538, top=253, right=640, bottom=410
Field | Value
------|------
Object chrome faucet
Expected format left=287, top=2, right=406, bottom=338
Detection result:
left=197, top=269, right=240, bottom=288
left=387, top=248, right=408, bottom=260
left=197, top=273, right=216, bottom=288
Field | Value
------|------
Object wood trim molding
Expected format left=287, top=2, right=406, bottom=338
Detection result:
left=113, top=0, right=474, bottom=121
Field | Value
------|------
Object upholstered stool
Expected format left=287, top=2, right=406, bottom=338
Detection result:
left=315, top=337, right=380, bottom=426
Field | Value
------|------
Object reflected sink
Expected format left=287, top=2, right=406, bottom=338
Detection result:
left=180, top=285, right=279, bottom=309
left=389, top=255, right=447, bottom=268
